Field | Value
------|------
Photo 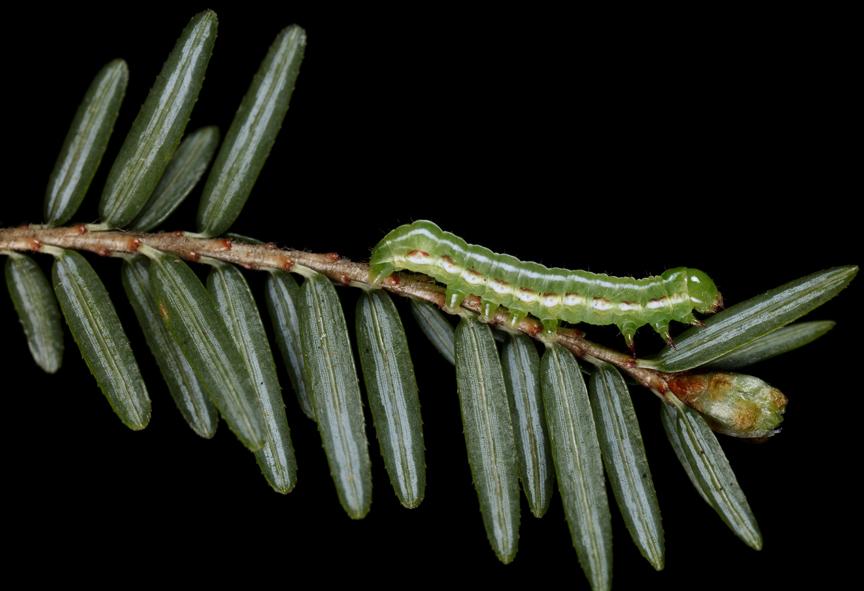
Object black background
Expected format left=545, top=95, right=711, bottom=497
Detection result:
left=2, top=3, right=857, bottom=587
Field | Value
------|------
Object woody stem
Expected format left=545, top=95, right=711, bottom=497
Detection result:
left=0, top=224, right=673, bottom=392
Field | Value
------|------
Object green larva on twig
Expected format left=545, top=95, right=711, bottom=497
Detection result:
left=369, top=220, right=723, bottom=354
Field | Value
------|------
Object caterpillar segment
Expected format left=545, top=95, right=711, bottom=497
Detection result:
left=369, top=221, right=722, bottom=353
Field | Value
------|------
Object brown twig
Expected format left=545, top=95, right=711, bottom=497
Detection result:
left=0, top=224, right=674, bottom=392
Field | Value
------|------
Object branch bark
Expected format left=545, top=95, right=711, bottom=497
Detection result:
left=0, top=224, right=673, bottom=392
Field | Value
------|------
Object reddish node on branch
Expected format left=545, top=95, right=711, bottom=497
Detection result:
left=339, top=275, right=351, bottom=286
left=30, top=239, right=41, bottom=252
left=76, top=224, right=87, bottom=234
left=266, top=242, right=278, bottom=250
left=98, top=248, right=110, bottom=257
left=188, top=252, right=200, bottom=263
left=324, top=252, right=339, bottom=262
left=173, top=230, right=183, bottom=237
left=282, top=258, right=293, bottom=272
left=528, top=324, right=542, bottom=337
left=129, top=238, right=140, bottom=252
left=385, top=274, right=400, bottom=286
left=219, top=239, right=233, bottom=251
left=244, top=264, right=256, bottom=270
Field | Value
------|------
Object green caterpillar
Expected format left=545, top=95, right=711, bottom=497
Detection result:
left=369, top=220, right=723, bottom=353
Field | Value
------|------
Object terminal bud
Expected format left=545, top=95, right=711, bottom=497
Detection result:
left=668, top=372, right=787, bottom=439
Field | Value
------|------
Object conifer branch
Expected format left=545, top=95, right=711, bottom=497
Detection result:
left=0, top=224, right=668, bottom=391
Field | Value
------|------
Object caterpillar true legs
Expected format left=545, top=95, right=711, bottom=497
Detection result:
left=369, top=221, right=722, bottom=354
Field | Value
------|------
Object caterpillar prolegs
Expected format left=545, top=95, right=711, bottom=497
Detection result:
left=369, top=220, right=723, bottom=353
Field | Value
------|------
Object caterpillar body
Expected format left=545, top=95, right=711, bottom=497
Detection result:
left=369, top=220, right=723, bottom=353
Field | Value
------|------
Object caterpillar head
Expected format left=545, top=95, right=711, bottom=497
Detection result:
left=686, top=269, right=722, bottom=314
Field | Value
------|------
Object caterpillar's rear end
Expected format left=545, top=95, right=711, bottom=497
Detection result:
left=369, top=221, right=447, bottom=286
